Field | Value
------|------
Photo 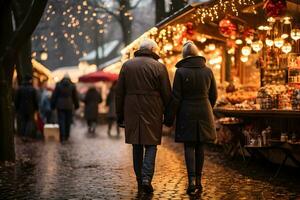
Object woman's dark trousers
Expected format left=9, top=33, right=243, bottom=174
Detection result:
left=184, top=143, right=204, bottom=184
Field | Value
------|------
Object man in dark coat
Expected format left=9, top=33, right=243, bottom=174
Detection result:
left=165, top=41, right=218, bottom=194
left=116, top=39, right=171, bottom=193
left=15, top=75, right=39, bottom=138
left=84, top=86, right=102, bottom=133
left=51, top=75, right=79, bottom=141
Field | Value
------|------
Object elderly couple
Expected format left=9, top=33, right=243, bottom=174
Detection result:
left=116, top=39, right=217, bottom=194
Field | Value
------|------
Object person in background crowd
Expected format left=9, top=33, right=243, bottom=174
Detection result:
left=15, top=75, right=39, bottom=138
left=84, top=86, right=102, bottom=133
left=39, top=81, right=52, bottom=124
left=164, top=41, right=218, bottom=194
left=116, top=39, right=171, bottom=193
left=51, top=74, right=79, bottom=142
left=106, top=81, right=119, bottom=136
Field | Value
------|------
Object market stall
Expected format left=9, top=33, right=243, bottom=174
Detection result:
left=121, top=0, right=300, bottom=167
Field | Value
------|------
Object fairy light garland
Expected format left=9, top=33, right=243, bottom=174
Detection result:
left=195, top=0, right=255, bottom=24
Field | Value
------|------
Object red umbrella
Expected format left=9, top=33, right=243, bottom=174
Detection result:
left=78, top=71, right=119, bottom=83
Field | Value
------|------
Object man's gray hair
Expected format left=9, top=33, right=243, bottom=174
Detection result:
left=139, top=38, right=159, bottom=51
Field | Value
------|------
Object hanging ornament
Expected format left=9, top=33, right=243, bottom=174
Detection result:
left=219, top=18, right=237, bottom=38
left=235, top=39, right=243, bottom=45
left=274, top=37, right=284, bottom=48
left=266, top=38, right=274, bottom=46
left=241, top=46, right=252, bottom=56
left=281, top=42, right=292, bottom=53
left=180, top=22, right=195, bottom=43
left=263, top=0, right=287, bottom=17
left=240, top=56, right=249, bottom=63
left=251, top=40, right=264, bottom=52
left=291, top=29, right=300, bottom=41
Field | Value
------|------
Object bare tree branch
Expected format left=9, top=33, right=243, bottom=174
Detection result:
left=95, top=2, right=121, bottom=22
left=130, top=0, right=142, bottom=9
left=0, top=0, right=48, bottom=67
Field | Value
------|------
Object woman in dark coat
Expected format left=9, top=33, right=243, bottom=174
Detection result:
left=84, top=87, right=102, bottom=133
left=165, top=41, right=218, bottom=194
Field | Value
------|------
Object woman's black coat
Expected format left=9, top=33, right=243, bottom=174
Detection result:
left=165, top=56, right=218, bottom=143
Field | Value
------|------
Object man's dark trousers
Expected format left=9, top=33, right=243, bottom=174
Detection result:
left=132, top=144, right=157, bottom=184
left=57, top=110, right=73, bottom=140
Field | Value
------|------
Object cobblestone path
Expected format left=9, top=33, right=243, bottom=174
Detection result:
left=0, top=120, right=299, bottom=199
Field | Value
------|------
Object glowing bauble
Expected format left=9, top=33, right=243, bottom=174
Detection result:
left=241, top=46, right=251, bottom=56
left=291, top=29, right=300, bottom=41
left=265, top=38, right=274, bottom=47
left=274, top=37, right=284, bottom=48
left=240, top=56, right=248, bottom=63
left=251, top=40, right=263, bottom=52
left=281, top=42, right=292, bottom=54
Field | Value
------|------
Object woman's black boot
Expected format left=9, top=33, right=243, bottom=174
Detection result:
left=196, top=176, right=203, bottom=192
left=186, top=176, right=196, bottom=194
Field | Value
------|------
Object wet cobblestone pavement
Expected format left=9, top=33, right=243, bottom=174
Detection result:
left=1, top=120, right=300, bottom=199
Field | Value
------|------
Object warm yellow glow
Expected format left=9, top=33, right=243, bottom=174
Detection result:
left=240, top=56, right=248, bottom=63
left=241, top=46, right=251, bottom=56
left=235, top=39, right=243, bottom=45
left=291, top=29, right=300, bottom=41
left=265, top=38, right=274, bottom=47
left=41, top=52, right=48, bottom=61
left=208, top=44, right=216, bottom=51
left=251, top=40, right=263, bottom=52
left=281, top=42, right=292, bottom=54
left=274, top=37, right=284, bottom=48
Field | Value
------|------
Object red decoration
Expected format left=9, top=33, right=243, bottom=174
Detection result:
left=179, top=22, right=195, bottom=44
left=242, top=27, right=255, bottom=39
left=263, top=0, right=287, bottom=17
left=219, top=18, right=237, bottom=38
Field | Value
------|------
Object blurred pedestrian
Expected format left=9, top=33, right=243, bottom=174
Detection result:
left=51, top=74, right=79, bottom=141
left=15, top=75, right=39, bottom=138
left=84, top=86, right=102, bottom=133
left=106, top=81, right=119, bottom=136
left=116, top=39, right=171, bottom=193
left=164, top=41, right=218, bottom=194
left=39, top=81, right=52, bottom=124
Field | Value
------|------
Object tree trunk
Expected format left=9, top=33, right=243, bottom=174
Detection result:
left=0, top=0, right=48, bottom=162
left=0, top=3, right=15, bottom=162
left=119, top=0, right=132, bottom=45
left=155, top=0, right=167, bottom=23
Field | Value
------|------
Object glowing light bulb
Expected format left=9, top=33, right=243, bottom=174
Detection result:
left=240, top=56, right=248, bottom=63
left=241, top=46, right=251, bottom=56
left=274, top=37, right=284, bottom=48
left=251, top=40, right=263, bottom=52
left=281, top=42, right=292, bottom=54
left=291, top=29, right=300, bottom=41
left=265, top=38, right=274, bottom=47
left=235, top=39, right=243, bottom=45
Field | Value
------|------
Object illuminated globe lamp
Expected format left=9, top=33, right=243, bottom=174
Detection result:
left=251, top=40, right=263, bottom=52
left=274, top=37, right=284, bottom=48
left=281, top=42, right=292, bottom=54
left=265, top=38, right=274, bottom=47
left=240, top=56, right=248, bottom=63
left=241, top=46, right=251, bottom=56
left=291, top=29, right=300, bottom=41
left=235, top=39, right=243, bottom=45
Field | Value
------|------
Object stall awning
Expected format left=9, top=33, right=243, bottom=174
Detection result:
left=78, top=71, right=119, bottom=83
